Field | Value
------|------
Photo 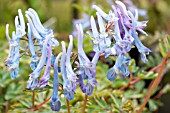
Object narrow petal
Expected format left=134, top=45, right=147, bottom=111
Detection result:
left=5, top=24, right=11, bottom=41
left=92, top=5, right=108, bottom=19
left=90, top=16, right=99, bottom=39
left=26, top=10, right=47, bottom=35
left=38, top=41, right=53, bottom=87
left=18, top=9, right=25, bottom=30
left=28, top=8, right=48, bottom=32
left=96, top=12, right=105, bottom=33
left=25, top=14, right=43, bottom=40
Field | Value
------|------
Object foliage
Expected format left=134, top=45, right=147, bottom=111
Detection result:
left=0, top=0, right=170, bottom=113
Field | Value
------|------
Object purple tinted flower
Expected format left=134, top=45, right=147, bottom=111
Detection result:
left=76, top=24, right=99, bottom=95
left=115, top=1, right=129, bottom=18
left=60, top=36, right=77, bottom=100
left=66, top=35, right=77, bottom=82
left=27, top=34, right=52, bottom=90
left=38, top=41, right=53, bottom=88
left=76, top=24, right=95, bottom=79
left=50, top=53, right=62, bottom=111
left=127, top=11, right=151, bottom=62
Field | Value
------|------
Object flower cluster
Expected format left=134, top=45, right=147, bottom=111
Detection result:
left=5, top=1, right=150, bottom=111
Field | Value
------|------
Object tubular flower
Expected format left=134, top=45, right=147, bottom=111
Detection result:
left=60, top=36, right=77, bottom=100
left=27, top=34, right=52, bottom=90
left=5, top=9, right=26, bottom=79
left=50, top=53, right=62, bottom=111
left=25, top=8, right=59, bottom=47
left=107, top=55, right=131, bottom=81
left=27, top=23, right=39, bottom=71
left=92, top=1, right=150, bottom=80
left=76, top=24, right=99, bottom=95
left=90, top=15, right=111, bottom=53
left=5, top=2, right=151, bottom=111
left=38, top=40, right=53, bottom=88
left=127, top=11, right=151, bottom=63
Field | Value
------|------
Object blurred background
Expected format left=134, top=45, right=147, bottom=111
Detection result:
left=0, top=0, right=170, bottom=113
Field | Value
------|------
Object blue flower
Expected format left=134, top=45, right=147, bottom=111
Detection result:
left=27, top=34, right=52, bottom=90
left=92, top=5, right=119, bottom=23
left=107, top=55, right=131, bottom=81
left=76, top=24, right=99, bottom=95
left=15, top=9, right=26, bottom=38
left=27, top=23, right=39, bottom=71
left=60, top=36, right=77, bottom=100
left=38, top=41, right=53, bottom=88
left=90, top=15, right=111, bottom=53
left=50, top=53, right=62, bottom=111
left=25, top=8, right=59, bottom=47
left=127, top=11, right=151, bottom=63
left=5, top=9, right=26, bottom=79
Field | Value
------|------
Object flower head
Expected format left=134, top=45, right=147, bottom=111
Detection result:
left=60, top=36, right=77, bottom=100
left=76, top=24, right=99, bottom=95
left=90, top=15, right=111, bottom=53
left=50, top=53, right=62, bottom=111
left=5, top=9, right=26, bottom=79
left=27, top=34, right=52, bottom=90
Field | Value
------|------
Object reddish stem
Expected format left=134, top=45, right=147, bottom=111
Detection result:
left=66, top=99, right=70, bottom=113
left=30, top=97, right=51, bottom=111
left=82, top=94, right=88, bottom=113
left=137, top=51, right=170, bottom=113
left=119, top=60, right=167, bottom=91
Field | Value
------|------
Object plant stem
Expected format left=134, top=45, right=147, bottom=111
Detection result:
left=137, top=51, right=170, bottom=113
left=32, top=91, right=35, bottom=108
left=82, top=94, right=88, bottom=113
left=66, top=99, right=70, bottom=113
left=30, top=96, right=51, bottom=111
left=119, top=59, right=168, bottom=91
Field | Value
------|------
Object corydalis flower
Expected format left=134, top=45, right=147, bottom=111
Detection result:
left=25, top=8, right=59, bottom=46
left=27, top=23, right=39, bottom=71
left=107, top=55, right=131, bottom=81
left=38, top=41, right=53, bottom=88
left=27, top=34, right=53, bottom=90
left=50, top=53, right=62, bottom=111
left=76, top=24, right=99, bottom=95
left=90, top=14, right=111, bottom=53
left=60, top=36, right=77, bottom=100
left=127, top=11, right=151, bottom=63
left=5, top=27, right=20, bottom=79
left=92, top=5, right=119, bottom=23
left=5, top=9, right=26, bottom=79
left=115, top=1, right=148, bottom=36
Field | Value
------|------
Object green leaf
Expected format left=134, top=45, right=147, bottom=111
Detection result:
left=148, top=100, right=158, bottom=111
left=138, top=71, right=158, bottom=79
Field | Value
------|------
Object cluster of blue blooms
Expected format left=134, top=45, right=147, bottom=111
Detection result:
left=5, top=1, right=151, bottom=111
